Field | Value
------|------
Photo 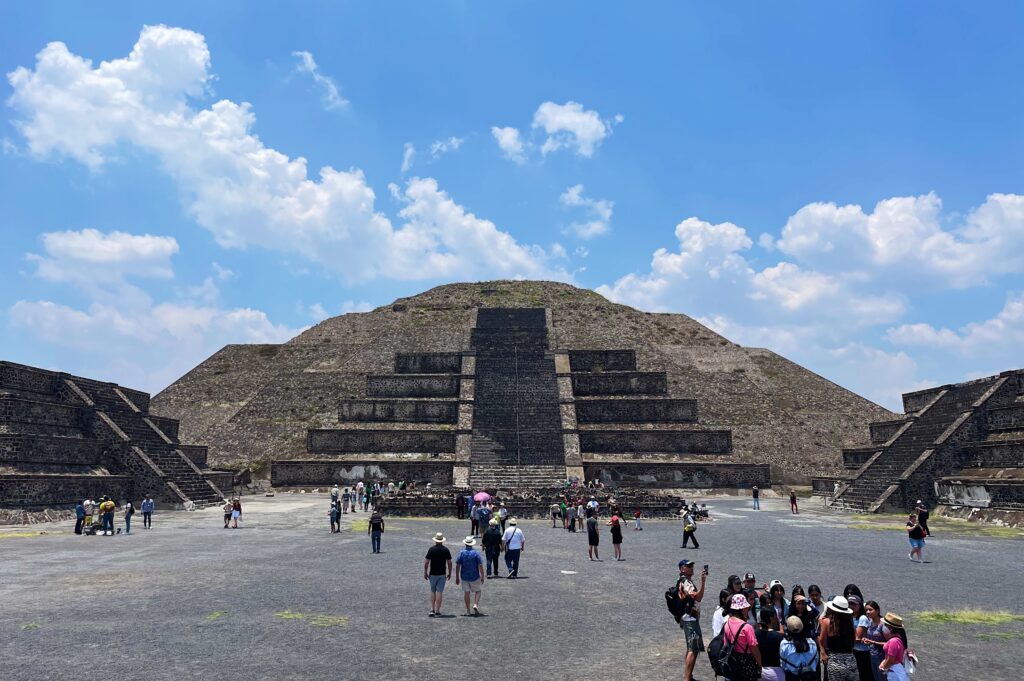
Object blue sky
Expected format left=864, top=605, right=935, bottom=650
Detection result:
left=1, top=3, right=1022, bottom=409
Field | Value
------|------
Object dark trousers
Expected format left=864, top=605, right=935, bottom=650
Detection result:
left=682, top=530, right=699, bottom=548
left=143, top=512, right=152, bottom=528
left=457, top=506, right=464, bottom=519
left=486, top=549, right=501, bottom=576
left=224, top=513, right=231, bottom=528
left=371, top=531, right=382, bottom=553
left=471, top=519, right=479, bottom=535
left=505, top=548, right=521, bottom=576
left=102, top=512, right=114, bottom=534
left=500, top=518, right=507, bottom=532
left=74, top=517, right=84, bottom=535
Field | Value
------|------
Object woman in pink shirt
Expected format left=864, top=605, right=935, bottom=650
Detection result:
left=722, top=593, right=762, bottom=679
left=878, top=613, right=909, bottom=681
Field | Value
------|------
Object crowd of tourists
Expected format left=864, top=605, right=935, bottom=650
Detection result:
left=673, top=562, right=917, bottom=681
left=73, top=495, right=154, bottom=535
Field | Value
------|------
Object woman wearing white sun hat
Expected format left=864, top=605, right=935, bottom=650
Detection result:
left=817, top=596, right=858, bottom=681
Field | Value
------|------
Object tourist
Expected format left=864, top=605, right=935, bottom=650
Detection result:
left=560, top=499, right=568, bottom=528
left=342, top=487, right=352, bottom=513
left=680, top=507, right=699, bottom=549
left=915, top=501, right=931, bottom=537
left=141, top=496, right=154, bottom=529
left=355, top=481, right=365, bottom=511
left=331, top=484, right=340, bottom=507
left=424, top=532, right=452, bottom=617
left=906, top=513, right=926, bottom=562
left=482, top=518, right=503, bottom=577
left=633, top=508, right=643, bottom=531
left=566, top=502, right=577, bottom=532
left=549, top=502, right=560, bottom=528
left=779, top=615, right=819, bottom=680
left=123, top=499, right=135, bottom=535
left=722, top=593, right=762, bottom=679
left=222, top=499, right=233, bottom=529
left=368, top=509, right=385, bottom=553
left=470, top=501, right=480, bottom=537
left=587, top=495, right=599, bottom=515
left=677, top=560, right=708, bottom=681
left=807, top=585, right=825, bottom=627
left=455, top=493, right=465, bottom=519
left=848, top=595, right=874, bottom=681
left=878, top=613, right=910, bottom=681
left=501, top=517, right=525, bottom=578
left=498, top=502, right=508, bottom=532
left=586, top=509, right=600, bottom=561
left=607, top=514, right=624, bottom=561
left=752, top=485, right=761, bottom=511
left=83, top=497, right=96, bottom=526
left=789, top=490, right=799, bottom=514
left=767, top=581, right=789, bottom=630
left=742, top=572, right=759, bottom=596
left=477, top=503, right=492, bottom=533
left=729, top=574, right=744, bottom=597
left=757, top=608, right=785, bottom=680
left=329, top=503, right=339, bottom=533
left=712, top=588, right=732, bottom=637
left=99, top=496, right=116, bottom=536
left=74, top=500, right=85, bottom=535
left=787, top=595, right=816, bottom=639
left=454, top=536, right=485, bottom=616
left=818, top=596, right=858, bottom=681
left=862, top=601, right=886, bottom=681
left=576, top=499, right=585, bottom=531
left=231, top=499, right=242, bottom=528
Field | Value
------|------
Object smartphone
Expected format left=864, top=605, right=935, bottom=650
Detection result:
left=703, top=564, right=709, bottom=575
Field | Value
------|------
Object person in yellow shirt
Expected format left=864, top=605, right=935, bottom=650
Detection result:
left=99, top=496, right=116, bottom=535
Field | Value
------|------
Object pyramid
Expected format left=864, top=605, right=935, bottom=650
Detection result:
left=151, top=281, right=895, bottom=487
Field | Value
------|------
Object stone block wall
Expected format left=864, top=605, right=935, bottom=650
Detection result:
left=339, top=399, right=458, bottom=423
left=271, top=459, right=454, bottom=487
left=964, top=443, right=1024, bottom=468
left=580, top=430, right=732, bottom=454
left=0, top=434, right=103, bottom=467
left=571, top=372, right=667, bottom=396
left=583, top=462, right=769, bottom=489
left=903, top=387, right=944, bottom=414
left=307, top=429, right=455, bottom=453
left=0, top=396, right=90, bottom=436
left=394, top=352, right=462, bottom=374
left=574, top=398, right=698, bottom=423
left=567, top=350, right=637, bottom=372
left=366, top=375, right=460, bottom=397
left=0, top=474, right=133, bottom=508
left=842, top=446, right=877, bottom=469
left=179, top=444, right=209, bottom=467
left=148, top=416, right=180, bottom=441
left=987, top=405, right=1024, bottom=431
left=869, top=419, right=906, bottom=444
left=0, top=362, right=63, bottom=396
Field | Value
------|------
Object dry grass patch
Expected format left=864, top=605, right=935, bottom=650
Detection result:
left=914, top=609, right=1024, bottom=626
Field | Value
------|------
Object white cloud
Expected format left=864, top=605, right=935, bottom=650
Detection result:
left=491, top=126, right=526, bottom=163
left=886, top=293, right=1024, bottom=356
left=28, top=228, right=179, bottom=287
left=308, top=302, right=328, bottom=321
left=340, top=300, right=373, bottom=313
left=212, top=262, right=234, bottom=281
left=532, top=101, right=618, bottom=157
left=8, top=26, right=562, bottom=284
left=401, top=142, right=415, bottom=173
left=559, top=184, right=613, bottom=239
left=429, top=136, right=463, bottom=158
left=292, top=50, right=348, bottom=110
left=750, top=262, right=838, bottom=310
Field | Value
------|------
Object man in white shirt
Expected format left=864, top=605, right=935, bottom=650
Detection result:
left=501, top=518, right=525, bottom=579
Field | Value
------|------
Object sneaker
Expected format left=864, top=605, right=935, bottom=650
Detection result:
left=428, top=611, right=435, bottom=617
left=472, top=605, right=480, bottom=616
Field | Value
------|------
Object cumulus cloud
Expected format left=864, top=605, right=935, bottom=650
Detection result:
left=28, top=228, right=179, bottom=286
left=292, top=50, right=348, bottom=110
left=886, top=293, right=1024, bottom=356
left=559, top=184, right=613, bottom=239
left=8, top=25, right=562, bottom=283
left=491, top=126, right=526, bottom=163
left=532, top=101, right=618, bottom=157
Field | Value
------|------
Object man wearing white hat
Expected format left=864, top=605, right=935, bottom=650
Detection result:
left=455, top=536, right=486, bottom=616
left=501, top=518, right=525, bottom=579
left=424, top=532, right=452, bottom=617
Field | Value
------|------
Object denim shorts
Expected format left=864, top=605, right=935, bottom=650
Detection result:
left=429, top=575, right=446, bottom=593
left=909, top=537, right=925, bottom=549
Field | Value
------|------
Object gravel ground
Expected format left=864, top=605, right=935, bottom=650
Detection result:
left=1, top=494, right=1021, bottom=680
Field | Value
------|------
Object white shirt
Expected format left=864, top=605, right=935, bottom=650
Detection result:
left=502, top=526, right=524, bottom=550
left=499, top=507, right=508, bottom=519
left=712, top=607, right=727, bottom=637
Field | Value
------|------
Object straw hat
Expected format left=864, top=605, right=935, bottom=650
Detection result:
left=826, top=596, right=853, bottom=614
left=786, top=615, right=804, bottom=633
left=509, top=518, right=518, bottom=525
left=432, top=532, right=445, bottom=543
left=463, top=536, right=476, bottom=546
left=488, top=518, right=498, bottom=526
left=883, top=612, right=905, bottom=629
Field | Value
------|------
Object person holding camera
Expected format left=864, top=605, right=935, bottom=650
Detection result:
left=677, top=559, right=708, bottom=681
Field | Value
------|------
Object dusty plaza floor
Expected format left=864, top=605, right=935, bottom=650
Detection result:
left=2, top=495, right=1023, bottom=681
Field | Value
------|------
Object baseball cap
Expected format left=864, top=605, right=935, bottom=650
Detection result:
left=678, top=559, right=695, bottom=568
left=743, top=572, right=756, bottom=581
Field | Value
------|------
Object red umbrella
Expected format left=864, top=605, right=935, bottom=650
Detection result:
left=473, top=491, right=491, bottom=502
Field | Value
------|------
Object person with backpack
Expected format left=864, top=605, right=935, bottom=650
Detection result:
left=712, top=593, right=762, bottom=681
left=368, top=510, right=385, bottom=553
left=675, top=559, right=707, bottom=681
left=123, top=500, right=135, bottom=535
left=681, top=508, right=699, bottom=549
left=501, top=518, right=525, bottom=578
left=779, top=616, right=819, bottom=680
left=329, top=503, right=340, bottom=533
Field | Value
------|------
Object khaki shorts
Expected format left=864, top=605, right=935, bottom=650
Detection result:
left=461, top=578, right=482, bottom=593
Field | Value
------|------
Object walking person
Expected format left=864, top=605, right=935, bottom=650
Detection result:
left=677, top=560, right=708, bottom=681
left=342, top=488, right=351, bottom=514
left=331, top=484, right=340, bottom=507
left=141, top=496, right=154, bottom=529
left=222, top=499, right=233, bottom=529
left=634, top=508, right=643, bottom=531
left=329, top=503, right=340, bottom=533
left=566, top=503, right=576, bottom=532
left=914, top=501, right=931, bottom=537
left=906, top=513, right=926, bottom=562
left=789, top=490, right=799, bottom=515
left=576, top=500, right=585, bottom=531
left=424, top=532, right=452, bottom=617
left=454, top=536, right=485, bottom=616
left=587, top=509, right=600, bottom=561
left=123, top=500, right=135, bottom=534
left=818, top=596, right=858, bottom=681
left=470, top=501, right=480, bottom=537
left=482, top=518, right=503, bottom=577
left=501, top=518, right=524, bottom=578
left=368, top=509, right=385, bottom=553
left=680, top=508, right=699, bottom=549
left=74, top=500, right=85, bottom=535
left=231, top=499, right=242, bottom=529
left=455, top=493, right=465, bottom=520
left=607, top=514, right=624, bottom=561
left=752, top=485, right=761, bottom=510
left=498, top=502, right=508, bottom=532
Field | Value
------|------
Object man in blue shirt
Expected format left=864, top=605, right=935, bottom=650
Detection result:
left=141, top=496, right=155, bottom=529
left=74, top=501, right=85, bottom=535
left=455, top=536, right=485, bottom=616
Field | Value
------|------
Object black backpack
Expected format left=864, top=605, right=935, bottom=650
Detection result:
left=665, top=579, right=695, bottom=622
left=707, top=622, right=755, bottom=680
